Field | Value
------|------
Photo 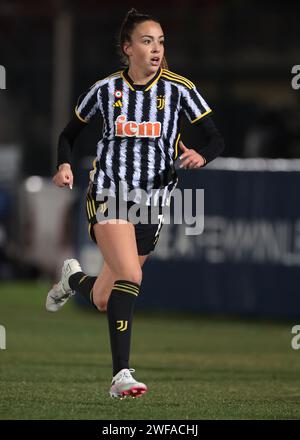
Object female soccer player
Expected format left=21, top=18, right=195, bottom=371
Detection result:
left=46, top=8, right=224, bottom=399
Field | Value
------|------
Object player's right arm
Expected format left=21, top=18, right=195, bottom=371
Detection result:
left=53, top=163, right=74, bottom=189
left=53, top=116, right=86, bottom=188
left=53, top=81, right=102, bottom=188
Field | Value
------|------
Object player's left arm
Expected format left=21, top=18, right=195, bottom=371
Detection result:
left=179, top=115, right=225, bottom=169
left=179, top=82, right=225, bottom=169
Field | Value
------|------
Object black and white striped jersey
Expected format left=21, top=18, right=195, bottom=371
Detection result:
left=75, top=67, right=212, bottom=206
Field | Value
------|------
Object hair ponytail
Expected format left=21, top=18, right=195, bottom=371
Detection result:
left=125, top=7, right=139, bottom=22
left=161, top=56, right=168, bottom=70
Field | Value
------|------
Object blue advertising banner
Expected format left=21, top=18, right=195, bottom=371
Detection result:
left=138, top=162, right=300, bottom=319
left=75, top=159, right=300, bottom=319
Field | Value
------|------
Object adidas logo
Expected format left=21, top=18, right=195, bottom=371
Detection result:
left=113, top=100, right=122, bottom=107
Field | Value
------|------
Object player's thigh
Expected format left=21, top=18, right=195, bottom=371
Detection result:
left=138, top=254, right=149, bottom=267
left=93, top=221, right=142, bottom=283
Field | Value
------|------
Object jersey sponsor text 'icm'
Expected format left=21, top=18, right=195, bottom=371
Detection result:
left=115, top=115, right=161, bottom=138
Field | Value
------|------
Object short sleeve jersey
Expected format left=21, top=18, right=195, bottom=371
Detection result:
left=75, top=68, right=212, bottom=206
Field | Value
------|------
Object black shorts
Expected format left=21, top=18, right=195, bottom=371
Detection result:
left=85, top=185, right=165, bottom=256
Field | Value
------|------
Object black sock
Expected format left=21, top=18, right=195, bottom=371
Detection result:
left=69, top=272, right=97, bottom=307
left=107, top=280, right=140, bottom=376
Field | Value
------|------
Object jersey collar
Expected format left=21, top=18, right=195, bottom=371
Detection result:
left=121, top=67, right=162, bottom=92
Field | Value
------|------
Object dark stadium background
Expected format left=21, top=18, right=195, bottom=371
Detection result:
left=1, top=0, right=300, bottom=421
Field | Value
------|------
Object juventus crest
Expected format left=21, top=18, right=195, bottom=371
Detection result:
left=157, top=95, right=165, bottom=110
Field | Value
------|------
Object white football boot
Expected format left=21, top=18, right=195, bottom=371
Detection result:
left=109, top=368, right=147, bottom=399
left=46, top=259, right=82, bottom=312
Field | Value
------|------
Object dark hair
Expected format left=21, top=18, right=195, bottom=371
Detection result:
left=118, top=8, right=168, bottom=69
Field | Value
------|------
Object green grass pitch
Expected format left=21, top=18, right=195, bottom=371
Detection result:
left=1, top=282, right=300, bottom=419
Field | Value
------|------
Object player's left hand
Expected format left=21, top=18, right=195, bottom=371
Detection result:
left=178, top=141, right=206, bottom=169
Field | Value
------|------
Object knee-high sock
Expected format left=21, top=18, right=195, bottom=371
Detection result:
left=69, top=272, right=97, bottom=307
left=107, top=280, right=140, bottom=376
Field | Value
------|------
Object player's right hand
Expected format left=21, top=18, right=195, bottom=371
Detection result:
left=53, top=163, right=74, bottom=189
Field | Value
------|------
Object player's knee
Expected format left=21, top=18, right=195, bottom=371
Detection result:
left=97, top=300, right=107, bottom=312
left=92, top=294, right=108, bottom=312
left=91, top=287, right=107, bottom=312
left=116, top=267, right=142, bottom=286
